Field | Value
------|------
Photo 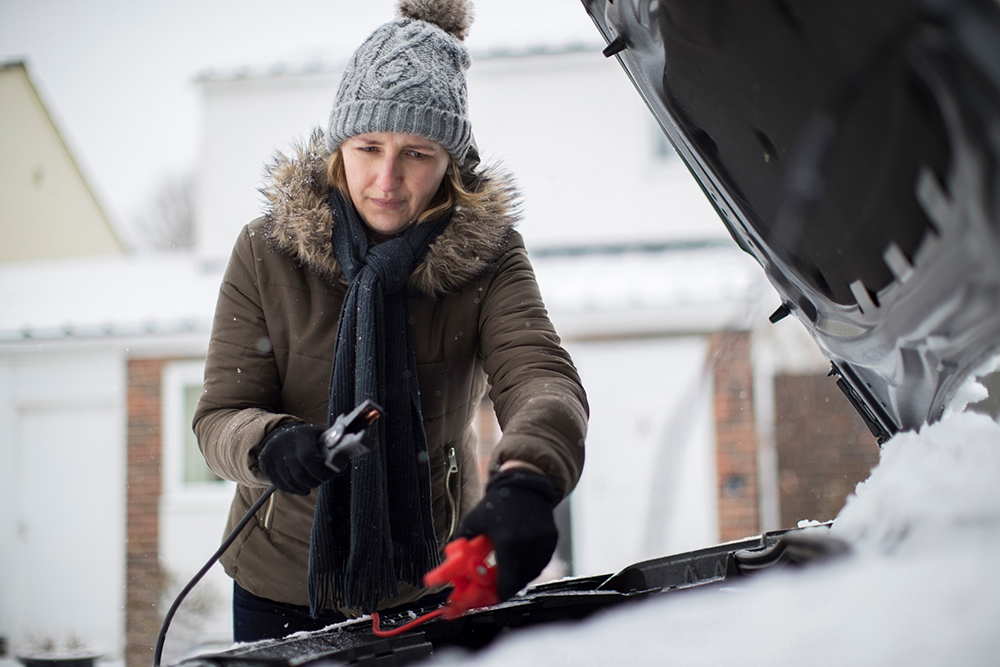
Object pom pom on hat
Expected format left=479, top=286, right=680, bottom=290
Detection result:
left=398, top=0, right=474, bottom=40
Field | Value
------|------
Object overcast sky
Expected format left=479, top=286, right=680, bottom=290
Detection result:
left=0, top=0, right=601, bottom=240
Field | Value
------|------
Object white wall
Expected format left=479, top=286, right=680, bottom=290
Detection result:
left=196, top=70, right=341, bottom=265
left=0, top=349, right=126, bottom=659
left=467, top=50, right=724, bottom=247
left=567, top=337, right=718, bottom=576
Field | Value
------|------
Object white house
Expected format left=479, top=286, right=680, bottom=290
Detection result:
left=0, top=60, right=224, bottom=667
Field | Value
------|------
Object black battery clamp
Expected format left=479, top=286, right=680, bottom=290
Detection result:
left=152, top=400, right=382, bottom=667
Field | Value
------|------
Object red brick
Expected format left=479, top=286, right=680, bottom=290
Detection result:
left=125, top=358, right=167, bottom=667
left=710, top=331, right=760, bottom=543
left=774, top=374, right=879, bottom=527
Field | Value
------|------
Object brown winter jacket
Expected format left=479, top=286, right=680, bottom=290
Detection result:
left=193, top=132, right=588, bottom=611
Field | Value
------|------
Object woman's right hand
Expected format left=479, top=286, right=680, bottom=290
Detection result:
left=258, top=423, right=335, bottom=495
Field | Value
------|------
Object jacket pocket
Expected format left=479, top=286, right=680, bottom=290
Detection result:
left=445, top=447, right=461, bottom=542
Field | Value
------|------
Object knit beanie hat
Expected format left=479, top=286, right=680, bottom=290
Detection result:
left=326, top=0, right=475, bottom=162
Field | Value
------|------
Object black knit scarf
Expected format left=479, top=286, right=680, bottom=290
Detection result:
left=308, top=189, right=448, bottom=615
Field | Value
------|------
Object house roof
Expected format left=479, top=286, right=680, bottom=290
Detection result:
left=192, top=42, right=603, bottom=84
left=0, top=60, right=124, bottom=263
left=0, top=251, right=221, bottom=344
left=533, top=240, right=767, bottom=338
left=0, top=241, right=765, bottom=346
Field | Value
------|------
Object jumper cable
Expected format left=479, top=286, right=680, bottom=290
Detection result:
left=371, top=534, right=499, bottom=637
left=153, top=400, right=382, bottom=667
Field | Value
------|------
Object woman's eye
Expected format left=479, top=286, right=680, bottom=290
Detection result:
left=406, top=150, right=428, bottom=159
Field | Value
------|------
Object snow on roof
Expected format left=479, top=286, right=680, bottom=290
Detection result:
left=193, top=43, right=603, bottom=84
left=0, top=251, right=222, bottom=343
left=531, top=241, right=769, bottom=337
left=0, top=241, right=765, bottom=345
left=534, top=241, right=761, bottom=310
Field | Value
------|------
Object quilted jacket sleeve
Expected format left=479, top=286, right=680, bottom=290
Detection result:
left=193, top=224, right=299, bottom=488
left=478, top=233, right=589, bottom=499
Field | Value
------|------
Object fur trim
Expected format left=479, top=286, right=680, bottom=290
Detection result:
left=398, top=0, right=474, bottom=40
left=259, top=129, right=519, bottom=297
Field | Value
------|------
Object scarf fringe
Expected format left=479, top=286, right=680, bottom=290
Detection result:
left=309, top=537, right=441, bottom=615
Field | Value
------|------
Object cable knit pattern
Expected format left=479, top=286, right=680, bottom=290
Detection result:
left=326, top=0, right=474, bottom=161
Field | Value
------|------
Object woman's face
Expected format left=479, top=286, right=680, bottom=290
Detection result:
left=341, top=132, right=451, bottom=236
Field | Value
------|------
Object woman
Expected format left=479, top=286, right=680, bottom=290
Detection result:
left=194, top=0, right=588, bottom=642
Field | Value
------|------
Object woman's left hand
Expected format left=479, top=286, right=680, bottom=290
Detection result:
left=457, top=467, right=559, bottom=600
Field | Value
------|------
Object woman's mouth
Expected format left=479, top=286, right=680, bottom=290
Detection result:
left=371, top=198, right=404, bottom=210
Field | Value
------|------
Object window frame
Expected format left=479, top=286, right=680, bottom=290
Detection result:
left=161, top=359, right=234, bottom=501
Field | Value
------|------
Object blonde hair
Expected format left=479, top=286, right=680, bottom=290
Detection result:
left=325, top=149, right=486, bottom=224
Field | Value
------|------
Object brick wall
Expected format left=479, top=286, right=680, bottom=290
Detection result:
left=710, top=331, right=760, bottom=542
left=126, top=359, right=167, bottom=667
left=774, top=373, right=880, bottom=526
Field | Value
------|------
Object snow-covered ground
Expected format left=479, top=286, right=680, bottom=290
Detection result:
left=430, top=385, right=1000, bottom=665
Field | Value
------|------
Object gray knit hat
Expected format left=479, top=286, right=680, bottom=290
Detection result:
left=326, top=0, right=475, bottom=162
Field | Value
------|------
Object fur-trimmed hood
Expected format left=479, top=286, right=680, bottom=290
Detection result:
left=259, top=130, right=521, bottom=298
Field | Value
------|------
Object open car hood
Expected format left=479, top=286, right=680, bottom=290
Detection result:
left=581, top=0, right=1000, bottom=441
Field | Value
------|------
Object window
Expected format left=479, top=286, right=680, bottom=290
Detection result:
left=181, top=382, right=220, bottom=483
left=163, top=360, right=226, bottom=492
left=159, top=359, right=234, bottom=626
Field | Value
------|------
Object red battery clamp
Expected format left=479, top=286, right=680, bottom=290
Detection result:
left=371, top=534, right=499, bottom=637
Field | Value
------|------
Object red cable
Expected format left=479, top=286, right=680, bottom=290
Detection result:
left=371, top=608, right=445, bottom=638
left=369, top=535, right=499, bottom=638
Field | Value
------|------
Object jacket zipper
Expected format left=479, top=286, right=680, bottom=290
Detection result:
left=445, top=447, right=460, bottom=541
left=262, top=491, right=276, bottom=531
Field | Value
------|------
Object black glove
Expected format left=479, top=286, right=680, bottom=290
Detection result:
left=458, top=469, right=559, bottom=600
left=258, top=423, right=333, bottom=495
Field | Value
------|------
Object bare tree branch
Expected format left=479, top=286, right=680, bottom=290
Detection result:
left=131, top=172, right=195, bottom=250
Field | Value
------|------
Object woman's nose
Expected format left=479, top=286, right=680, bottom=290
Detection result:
left=375, top=156, right=401, bottom=192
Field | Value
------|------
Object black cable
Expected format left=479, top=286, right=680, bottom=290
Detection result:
left=153, top=401, right=380, bottom=666
left=153, top=484, right=277, bottom=667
